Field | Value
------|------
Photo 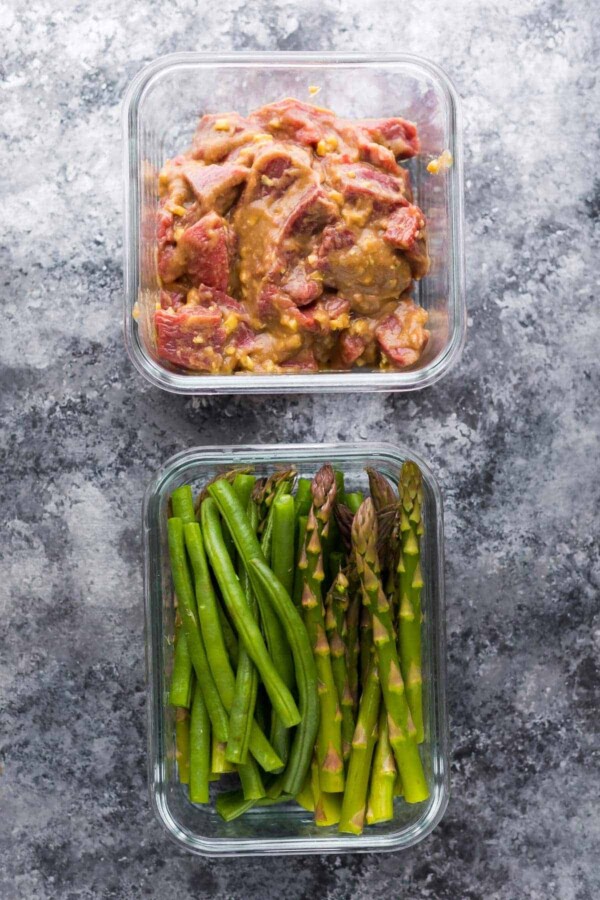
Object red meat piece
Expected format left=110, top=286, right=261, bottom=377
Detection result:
left=157, top=244, right=186, bottom=283
left=338, top=332, right=367, bottom=366
left=357, top=140, right=400, bottom=174
left=155, top=305, right=225, bottom=371
left=282, top=187, right=338, bottom=237
left=327, top=162, right=409, bottom=207
left=180, top=212, right=232, bottom=292
left=280, top=263, right=323, bottom=306
left=316, top=225, right=355, bottom=272
left=179, top=162, right=248, bottom=214
left=279, top=348, right=319, bottom=372
left=243, top=144, right=311, bottom=201
left=254, top=99, right=332, bottom=147
left=160, top=289, right=186, bottom=310
left=292, top=294, right=351, bottom=332
left=383, top=204, right=425, bottom=251
left=355, top=117, right=420, bottom=159
left=375, top=302, right=429, bottom=367
left=191, top=112, right=258, bottom=163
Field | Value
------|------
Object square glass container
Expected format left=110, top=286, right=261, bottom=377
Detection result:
left=143, top=442, right=448, bottom=856
left=124, top=53, right=465, bottom=394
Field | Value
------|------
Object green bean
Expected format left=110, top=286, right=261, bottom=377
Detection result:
left=232, top=473, right=257, bottom=513
left=206, top=485, right=297, bottom=744
left=200, top=496, right=301, bottom=729
left=237, top=758, right=265, bottom=801
left=167, top=518, right=229, bottom=742
left=260, top=479, right=293, bottom=564
left=189, top=681, right=210, bottom=804
left=271, top=494, right=296, bottom=597
left=292, top=515, right=308, bottom=608
left=211, top=736, right=235, bottom=774
left=250, top=559, right=319, bottom=796
left=168, top=627, right=193, bottom=708
left=217, top=603, right=239, bottom=667
left=226, top=500, right=260, bottom=767
left=171, top=484, right=196, bottom=524
left=227, top=563, right=259, bottom=766
left=294, top=478, right=312, bottom=518
left=345, top=491, right=364, bottom=514
left=183, top=521, right=283, bottom=772
left=169, top=483, right=196, bottom=707
left=175, top=707, right=191, bottom=784
left=216, top=788, right=291, bottom=822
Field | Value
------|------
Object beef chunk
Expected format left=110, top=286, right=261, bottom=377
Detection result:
left=355, top=117, right=420, bottom=159
left=179, top=162, right=248, bottom=214
left=179, top=212, right=233, bottom=292
left=375, top=301, right=429, bottom=367
left=191, top=112, right=258, bottom=163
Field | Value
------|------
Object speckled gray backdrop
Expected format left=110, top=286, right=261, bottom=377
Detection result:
left=1, top=1, right=599, bottom=898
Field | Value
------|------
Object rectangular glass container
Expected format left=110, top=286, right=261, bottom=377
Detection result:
left=143, top=442, right=449, bottom=856
left=124, top=53, right=465, bottom=394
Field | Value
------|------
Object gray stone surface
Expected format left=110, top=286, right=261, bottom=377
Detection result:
left=1, top=0, right=599, bottom=897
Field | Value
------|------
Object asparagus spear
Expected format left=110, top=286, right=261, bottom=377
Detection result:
left=311, top=754, right=342, bottom=827
left=352, top=499, right=428, bottom=804
left=398, top=461, right=425, bottom=744
left=325, top=570, right=354, bottom=762
left=366, top=707, right=396, bottom=824
left=298, top=466, right=344, bottom=793
left=338, top=655, right=381, bottom=834
left=345, top=578, right=361, bottom=716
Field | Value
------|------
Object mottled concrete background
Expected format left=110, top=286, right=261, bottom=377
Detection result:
left=1, top=0, right=599, bottom=897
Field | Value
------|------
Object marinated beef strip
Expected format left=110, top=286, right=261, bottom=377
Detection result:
left=155, top=98, right=430, bottom=374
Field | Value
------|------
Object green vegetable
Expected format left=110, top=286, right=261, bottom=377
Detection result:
left=325, top=569, right=354, bottom=762
left=271, top=494, right=296, bottom=597
left=339, top=656, right=380, bottom=834
left=168, top=487, right=196, bottom=709
left=345, top=492, right=364, bottom=514
left=167, top=517, right=229, bottom=743
left=294, top=477, right=313, bottom=518
left=175, top=707, right=191, bottom=785
left=352, top=499, right=428, bottom=804
left=292, top=514, right=308, bottom=608
left=211, top=736, right=235, bottom=774
left=366, top=707, right=396, bottom=824
left=232, top=473, right=257, bottom=514
left=189, top=681, right=210, bottom=804
left=215, top=788, right=291, bottom=822
left=168, top=627, right=193, bottom=708
left=311, top=754, right=342, bottom=826
left=298, top=466, right=344, bottom=793
left=171, top=484, right=196, bottom=524
left=183, top=520, right=283, bottom=772
left=249, top=558, right=319, bottom=796
left=398, top=461, right=424, bottom=743
left=227, top=500, right=260, bottom=768
left=200, top=494, right=300, bottom=729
